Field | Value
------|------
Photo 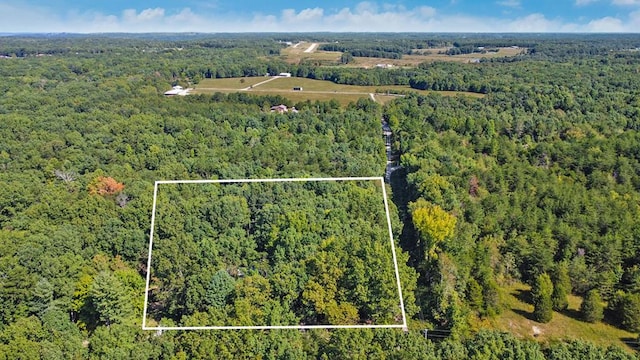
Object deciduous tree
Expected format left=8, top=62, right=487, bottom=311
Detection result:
left=409, top=198, right=456, bottom=259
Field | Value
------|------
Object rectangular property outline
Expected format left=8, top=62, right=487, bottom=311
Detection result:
left=142, top=176, right=408, bottom=331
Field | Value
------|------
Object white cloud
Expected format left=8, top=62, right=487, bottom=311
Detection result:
left=612, top=0, right=640, bottom=5
left=576, top=0, right=599, bottom=5
left=417, top=6, right=437, bottom=18
left=281, top=8, right=324, bottom=23
left=497, top=0, right=522, bottom=8
left=586, top=16, right=625, bottom=31
left=628, top=10, right=640, bottom=25
left=0, top=1, right=639, bottom=33
left=123, top=8, right=165, bottom=23
left=355, top=2, right=379, bottom=14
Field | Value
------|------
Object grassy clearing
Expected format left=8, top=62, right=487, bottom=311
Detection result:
left=191, top=76, right=484, bottom=105
left=196, top=77, right=269, bottom=89
left=478, top=282, right=638, bottom=352
left=254, top=77, right=484, bottom=98
left=192, top=86, right=368, bottom=106
left=372, top=94, right=402, bottom=105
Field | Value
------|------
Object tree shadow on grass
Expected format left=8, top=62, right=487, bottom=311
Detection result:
left=620, top=337, right=640, bottom=351
left=512, top=308, right=536, bottom=321
left=600, top=308, right=626, bottom=328
left=559, top=308, right=582, bottom=320
left=513, top=288, right=531, bottom=305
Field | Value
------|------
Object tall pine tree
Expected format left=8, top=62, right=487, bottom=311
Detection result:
left=580, top=289, right=603, bottom=323
left=531, top=273, right=553, bottom=323
left=551, top=262, right=570, bottom=311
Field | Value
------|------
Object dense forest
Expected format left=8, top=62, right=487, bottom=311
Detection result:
left=0, top=33, right=640, bottom=358
left=148, top=180, right=412, bottom=328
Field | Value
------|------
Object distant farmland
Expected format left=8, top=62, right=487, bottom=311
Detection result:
left=278, top=42, right=526, bottom=68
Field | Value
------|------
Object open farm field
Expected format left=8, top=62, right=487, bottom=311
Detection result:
left=196, top=77, right=270, bottom=89
left=193, top=77, right=484, bottom=105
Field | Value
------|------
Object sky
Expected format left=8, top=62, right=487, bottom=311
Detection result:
left=1, top=0, right=639, bottom=33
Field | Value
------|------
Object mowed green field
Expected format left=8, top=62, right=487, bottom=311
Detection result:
left=196, top=76, right=272, bottom=89
left=478, top=282, right=639, bottom=352
left=193, top=77, right=483, bottom=106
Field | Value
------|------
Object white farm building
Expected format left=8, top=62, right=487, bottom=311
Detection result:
left=164, top=86, right=190, bottom=96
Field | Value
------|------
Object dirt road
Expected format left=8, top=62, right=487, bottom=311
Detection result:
left=304, top=43, right=318, bottom=53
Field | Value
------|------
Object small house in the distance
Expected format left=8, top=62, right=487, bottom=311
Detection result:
left=270, top=104, right=298, bottom=114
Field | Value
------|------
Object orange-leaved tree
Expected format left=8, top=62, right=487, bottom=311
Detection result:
left=88, top=176, right=125, bottom=196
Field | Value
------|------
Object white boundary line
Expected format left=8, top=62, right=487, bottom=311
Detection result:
left=142, top=181, right=159, bottom=329
left=154, top=176, right=381, bottom=185
left=150, top=324, right=406, bottom=331
left=381, top=179, right=408, bottom=329
left=143, top=176, right=407, bottom=331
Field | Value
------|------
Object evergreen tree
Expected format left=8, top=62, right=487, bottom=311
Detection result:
left=205, top=269, right=235, bottom=309
left=580, top=289, right=603, bottom=323
left=608, top=291, right=640, bottom=332
left=531, top=273, right=553, bottom=323
left=29, top=278, right=54, bottom=317
left=551, top=263, right=571, bottom=312
left=90, top=271, right=134, bottom=327
left=467, top=277, right=484, bottom=311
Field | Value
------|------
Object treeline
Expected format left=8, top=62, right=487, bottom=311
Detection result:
left=318, top=38, right=453, bottom=59
left=448, top=34, right=640, bottom=59
left=320, top=43, right=404, bottom=59
left=442, top=46, right=486, bottom=56
left=0, top=36, right=286, bottom=58
left=0, top=36, right=289, bottom=84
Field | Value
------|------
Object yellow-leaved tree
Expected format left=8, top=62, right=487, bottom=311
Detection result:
left=409, top=198, right=456, bottom=259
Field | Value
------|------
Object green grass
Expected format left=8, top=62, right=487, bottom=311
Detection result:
left=196, top=77, right=270, bottom=89
left=479, top=282, right=638, bottom=352
left=191, top=76, right=484, bottom=106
